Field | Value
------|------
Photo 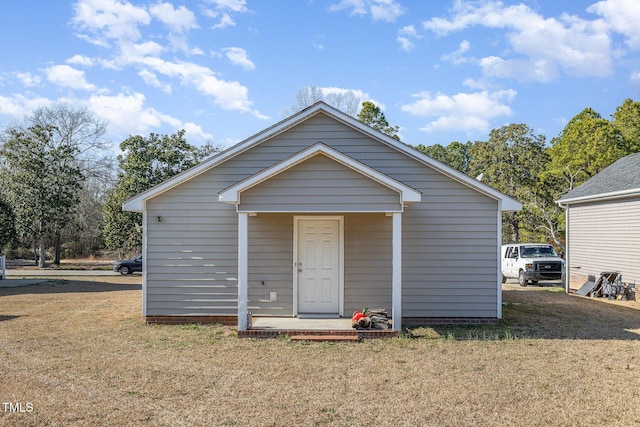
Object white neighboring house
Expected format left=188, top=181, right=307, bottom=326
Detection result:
left=557, top=152, right=640, bottom=292
left=123, top=102, right=521, bottom=331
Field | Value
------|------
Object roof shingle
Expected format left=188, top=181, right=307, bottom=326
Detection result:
left=558, top=152, right=640, bottom=203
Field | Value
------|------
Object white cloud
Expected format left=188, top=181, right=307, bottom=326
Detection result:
left=207, top=0, right=248, bottom=13
left=182, top=121, right=214, bottom=142
left=0, top=91, right=213, bottom=144
left=479, top=56, right=560, bottom=82
left=329, top=0, right=366, bottom=16
left=70, top=0, right=263, bottom=118
left=118, top=41, right=165, bottom=63
left=320, top=86, right=373, bottom=103
left=45, top=65, right=96, bottom=91
left=329, top=0, right=404, bottom=22
left=149, top=2, right=197, bottom=33
left=462, top=77, right=489, bottom=90
left=72, top=0, right=150, bottom=44
left=209, top=13, right=236, bottom=30
left=422, top=1, right=614, bottom=81
left=87, top=92, right=214, bottom=143
left=423, top=1, right=501, bottom=36
left=223, top=47, right=255, bottom=70
left=166, top=33, right=198, bottom=54
left=397, top=25, right=420, bottom=52
left=0, top=94, right=52, bottom=118
left=204, top=0, right=249, bottom=30
left=401, top=89, right=517, bottom=133
left=370, top=0, right=405, bottom=22
left=67, top=54, right=94, bottom=66
left=88, top=91, right=181, bottom=135
left=441, top=40, right=471, bottom=64
left=14, top=72, right=42, bottom=87
left=130, top=56, right=265, bottom=118
left=138, top=69, right=172, bottom=93
left=588, top=0, right=640, bottom=49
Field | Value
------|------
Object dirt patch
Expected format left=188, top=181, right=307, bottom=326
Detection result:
left=1, top=278, right=640, bottom=426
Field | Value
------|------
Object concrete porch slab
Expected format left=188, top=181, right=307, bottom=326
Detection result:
left=240, top=317, right=398, bottom=339
left=251, top=317, right=353, bottom=330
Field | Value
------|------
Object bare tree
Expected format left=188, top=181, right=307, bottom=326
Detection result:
left=3, top=104, right=112, bottom=264
left=288, top=86, right=325, bottom=114
left=287, top=86, right=362, bottom=116
left=30, top=104, right=109, bottom=169
left=325, top=90, right=360, bottom=116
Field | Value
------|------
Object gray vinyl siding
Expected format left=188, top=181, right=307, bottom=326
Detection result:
left=402, top=188, right=498, bottom=318
left=344, top=213, right=392, bottom=314
left=145, top=180, right=238, bottom=316
left=144, top=111, right=499, bottom=319
left=567, top=197, right=640, bottom=284
left=239, top=154, right=402, bottom=212
left=247, top=214, right=293, bottom=316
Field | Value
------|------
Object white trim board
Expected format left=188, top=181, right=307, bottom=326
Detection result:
left=292, top=216, right=344, bottom=317
left=218, top=142, right=421, bottom=206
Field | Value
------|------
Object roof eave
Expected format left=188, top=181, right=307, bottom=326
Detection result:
left=557, top=187, right=640, bottom=206
left=501, top=199, right=523, bottom=212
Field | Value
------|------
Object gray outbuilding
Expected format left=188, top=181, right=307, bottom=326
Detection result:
left=124, top=102, right=521, bottom=331
left=558, top=152, right=640, bottom=292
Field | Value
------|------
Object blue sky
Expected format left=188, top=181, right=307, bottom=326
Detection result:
left=1, top=0, right=639, bottom=153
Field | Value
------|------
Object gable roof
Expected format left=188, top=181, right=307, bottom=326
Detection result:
left=218, top=142, right=422, bottom=206
left=558, top=152, right=640, bottom=205
left=124, top=101, right=521, bottom=212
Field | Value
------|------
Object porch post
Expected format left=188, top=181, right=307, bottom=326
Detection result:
left=238, top=212, right=248, bottom=331
left=392, top=212, right=402, bottom=331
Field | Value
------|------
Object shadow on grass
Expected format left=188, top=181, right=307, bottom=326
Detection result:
left=0, top=279, right=141, bottom=296
left=409, top=287, right=640, bottom=341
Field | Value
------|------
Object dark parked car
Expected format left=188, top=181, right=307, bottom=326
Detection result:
left=113, top=255, right=142, bottom=275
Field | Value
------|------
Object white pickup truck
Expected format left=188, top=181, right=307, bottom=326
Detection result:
left=501, top=243, right=565, bottom=286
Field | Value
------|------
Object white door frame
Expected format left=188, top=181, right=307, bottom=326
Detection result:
left=293, top=216, right=344, bottom=317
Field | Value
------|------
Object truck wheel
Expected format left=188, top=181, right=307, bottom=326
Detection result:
left=518, top=270, right=527, bottom=287
left=501, top=274, right=506, bottom=284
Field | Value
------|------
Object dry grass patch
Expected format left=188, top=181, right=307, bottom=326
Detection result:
left=1, top=278, right=640, bottom=426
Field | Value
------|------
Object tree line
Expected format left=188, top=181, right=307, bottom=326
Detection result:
left=0, top=97, right=638, bottom=265
left=0, top=105, right=214, bottom=265
left=416, top=100, right=640, bottom=247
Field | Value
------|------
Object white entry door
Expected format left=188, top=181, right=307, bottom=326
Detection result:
left=296, top=218, right=342, bottom=315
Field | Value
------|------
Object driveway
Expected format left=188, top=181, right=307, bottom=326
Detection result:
left=5, top=269, right=119, bottom=277
left=1, top=268, right=122, bottom=288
